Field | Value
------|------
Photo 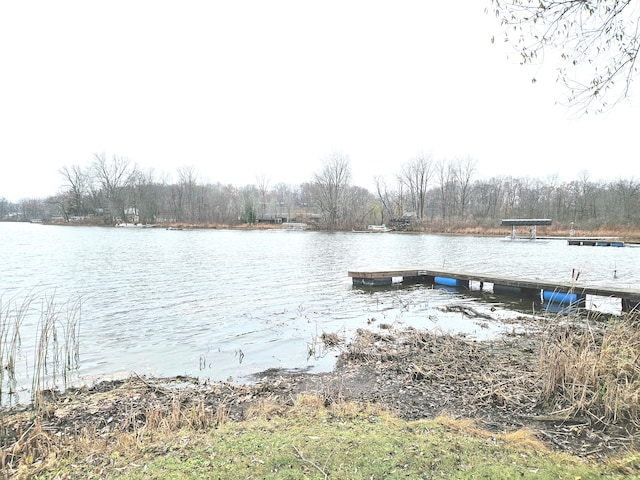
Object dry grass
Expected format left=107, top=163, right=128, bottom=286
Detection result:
left=434, top=414, right=549, bottom=453
left=0, top=390, right=386, bottom=478
left=7, top=394, right=618, bottom=480
left=244, top=398, right=286, bottom=420
left=1, top=393, right=228, bottom=478
left=500, top=428, right=550, bottom=452
left=434, top=415, right=489, bottom=438
left=289, top=393, right=327, bottom=420
left=539, top=313, right=640, bottom=425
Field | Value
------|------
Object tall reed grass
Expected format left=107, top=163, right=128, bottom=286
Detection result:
left=539, top=310, right=640, bottom=425
left=0, top=294, right=30, bottom=401
left=31, top=293, right=82, bottom=409
left=0, top=292, right=81, bottom=408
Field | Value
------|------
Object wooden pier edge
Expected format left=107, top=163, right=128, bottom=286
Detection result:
left=348, top=268, right=640, bottom=312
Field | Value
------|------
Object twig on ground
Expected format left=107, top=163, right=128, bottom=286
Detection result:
left=292, top=443, right=329, bottom=479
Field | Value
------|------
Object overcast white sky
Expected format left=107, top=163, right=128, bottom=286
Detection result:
left=1, top=1, right=637, bottom=202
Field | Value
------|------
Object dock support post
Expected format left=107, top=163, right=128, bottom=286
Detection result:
left=622, top=298, right=640, bottom=313
left=521, top=288, right=541, bottom=299
left=493, top=284, right=540, bottom=300
left=352, top=277, right=392, bottom=287
left=403, top=274, right=431, bottom=285
left=494, top=284, right=522, bottom=297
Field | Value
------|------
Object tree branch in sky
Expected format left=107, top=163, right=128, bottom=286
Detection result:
left=490, top=0, right=640, bottom=113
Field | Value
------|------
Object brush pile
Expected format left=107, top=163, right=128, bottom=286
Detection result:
left=336, top=326, right=541, bottom=421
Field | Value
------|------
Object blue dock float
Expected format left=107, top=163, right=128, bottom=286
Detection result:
left=434, top=276, right=469, bottom=288
left=542, top=290, right=585, bottom=307
left=348, top=267, right=640, bottom=313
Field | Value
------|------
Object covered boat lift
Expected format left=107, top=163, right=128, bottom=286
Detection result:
left=501, top=218, right=552, bottom=240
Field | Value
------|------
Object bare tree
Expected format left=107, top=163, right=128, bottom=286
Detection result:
left=490, top=0, right=640, bottom=112
left=500, top=176, right=525, bottom=218
left=435, top=158, right=455, bottom=223
left=398, top=153, right=434, bottom=220
left=343, top=185, right=377, bottom=228
left=273, top=182, right=295, bottom=222
left=20, top=198, right=47, bottom=222
left=313, top=152, right=352, bottom=230
left=374, top=175, right=398, bottom=225
left=471, top=176, right=505, bottom=222
left=256, top=174, right=271, bottom=222
left=570, top=171, right=598, bottom=223
left=223, top=184, right=242, bottom=224
left=59, top=165, right=89, bottom=217
left=452, top=157, right=477, bottom=219
left=91, top=153, right=136, bottom=223
left=175, top=165, right=199, bottom=222
left=610, top=177, right=640, bottom=224
left=128, top=167, right=160, bottom=225
left=0, top=197, right=9, bottom=220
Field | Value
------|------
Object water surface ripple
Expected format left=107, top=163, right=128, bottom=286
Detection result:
left=1, top=223, right=639, bottom=401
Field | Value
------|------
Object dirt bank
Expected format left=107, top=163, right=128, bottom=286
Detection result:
left=2, top=317, right=637, bottom=465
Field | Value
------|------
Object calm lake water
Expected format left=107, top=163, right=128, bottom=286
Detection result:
left=1, top=222, right=639, bottom=403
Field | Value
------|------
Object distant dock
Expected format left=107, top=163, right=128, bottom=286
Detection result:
left=533, top=236, right=639, bottom=247
left=348, top=267, right=640, bottom=312
left=567, top=238, right=625, bottom=247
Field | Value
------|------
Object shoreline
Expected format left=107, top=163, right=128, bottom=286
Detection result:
left=3, top=321, right=637, bottom=459
left=13, top=217, right=640, bottom=243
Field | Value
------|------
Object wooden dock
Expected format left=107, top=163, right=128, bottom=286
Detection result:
left=567, top=239, right=625, bottom=247
left=348, top=267, right=640, bottom=312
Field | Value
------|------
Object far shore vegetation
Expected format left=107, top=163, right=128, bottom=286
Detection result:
left=1, top=153, right=639, bottom=240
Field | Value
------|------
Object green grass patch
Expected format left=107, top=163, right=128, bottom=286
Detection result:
left=30, top=399, right=637, bottom=480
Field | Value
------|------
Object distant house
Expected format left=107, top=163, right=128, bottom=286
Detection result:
left=389, top=212, right=417, bottom=231
left=257, top=213, right=288, bottom=224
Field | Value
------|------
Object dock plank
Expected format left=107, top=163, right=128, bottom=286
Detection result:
left=348, top=267, right=640, bottom=303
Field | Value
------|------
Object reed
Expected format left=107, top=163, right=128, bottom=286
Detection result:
left=0, top=292, right=82, bottom=409
left=31, top=293, right=82, bottom=410
left=0, top=294, right=31, bottom=402
left=539, top=311, right=640, bottom=425
left=306, top=326, right=345, bottom=360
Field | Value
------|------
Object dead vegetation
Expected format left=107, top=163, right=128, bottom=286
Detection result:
left=2, top=313, right=640, bottom=477
left=0, top=376, right=253, bottom=478
left=0, top=292, right=82, bottom=409
left=332, top=325, right=542, bottom=424
left=540, top=315, right=640, bottom=425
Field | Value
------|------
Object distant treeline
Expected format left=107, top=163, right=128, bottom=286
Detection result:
left=1, top=152, right=639, bottom=231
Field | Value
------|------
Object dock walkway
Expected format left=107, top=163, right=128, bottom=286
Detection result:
left=348, top=267, right=640, bottom=312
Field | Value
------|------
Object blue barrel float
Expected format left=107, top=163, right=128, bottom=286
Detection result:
left=542, top=290, right=585, bottom=307
left=434, top=277, right=469, bottom=288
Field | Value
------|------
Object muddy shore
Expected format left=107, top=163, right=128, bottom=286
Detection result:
left=3, top=313, right=637, bottom=464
